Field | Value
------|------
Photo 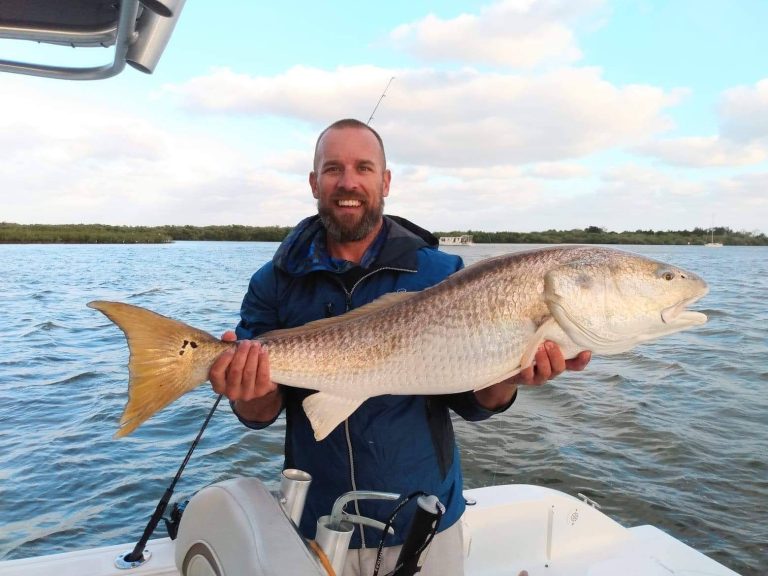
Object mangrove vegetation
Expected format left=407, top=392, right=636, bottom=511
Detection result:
left=1, top=222, right=766, bottom=245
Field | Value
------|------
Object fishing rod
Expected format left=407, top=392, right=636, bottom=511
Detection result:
left=116, top=394, right=223, bottom=569
left=367, top=76, right=395, bottom=125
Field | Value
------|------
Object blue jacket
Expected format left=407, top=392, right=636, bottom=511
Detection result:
left=233, top=215, right=511, bottom=548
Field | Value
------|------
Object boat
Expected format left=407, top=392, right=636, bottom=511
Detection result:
left=0, top=472, right=740, bottom=576
left=705, top=233, right=723, bottom=248
left=0, top=4, right=742, bottom=575
left=705, top=218, right=723, bottom=247
left=705, top=226, right=723, bottom=247
left=439, top=235, right=474, bottom=246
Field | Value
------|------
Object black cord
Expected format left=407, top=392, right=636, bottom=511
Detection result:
left=123, top=394, right=222, bottom=562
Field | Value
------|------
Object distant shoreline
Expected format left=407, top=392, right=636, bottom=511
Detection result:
left=1, top=223, right=766, bottom=246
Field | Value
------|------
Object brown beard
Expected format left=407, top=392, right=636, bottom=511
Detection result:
left=318, top=196, right=385, bottom=243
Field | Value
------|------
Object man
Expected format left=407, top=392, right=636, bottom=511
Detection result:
left=210, top=118, right=591, bottom=575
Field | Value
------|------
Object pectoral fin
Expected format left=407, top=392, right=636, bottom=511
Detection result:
left=302, top=393, right=365, bottom=441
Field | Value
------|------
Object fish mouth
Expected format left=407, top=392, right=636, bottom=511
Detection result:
left=661, top=291, right=709, bottom=325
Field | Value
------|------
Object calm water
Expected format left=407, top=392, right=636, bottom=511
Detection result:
left=0, top=242, right=765, bottom=574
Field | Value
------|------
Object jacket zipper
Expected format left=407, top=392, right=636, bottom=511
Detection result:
left=334, top=265, right=416, bottom=548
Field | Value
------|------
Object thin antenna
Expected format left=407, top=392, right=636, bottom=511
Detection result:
left=367, top=76, right=395, bottom=125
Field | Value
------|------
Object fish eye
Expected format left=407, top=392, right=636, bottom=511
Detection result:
left=656, top=268, right=676, bottom=281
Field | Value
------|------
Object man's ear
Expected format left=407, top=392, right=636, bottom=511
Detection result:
left=382, top=168, right=391, bottom=198
left=309, top=171, right=319, bottom=199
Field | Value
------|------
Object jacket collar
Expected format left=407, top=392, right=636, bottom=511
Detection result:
left=273, top=215, right=438, bottom=277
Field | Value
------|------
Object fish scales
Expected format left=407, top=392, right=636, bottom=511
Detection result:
left=260, top=247, right=578, bottom=394
left=88, top=245, right=708, bottom=440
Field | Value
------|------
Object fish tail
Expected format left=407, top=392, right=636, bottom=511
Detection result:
left=87, top=300, right=230, bottom=438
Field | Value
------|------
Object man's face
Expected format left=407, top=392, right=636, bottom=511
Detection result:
left=310, top=127, right=391, bottom=243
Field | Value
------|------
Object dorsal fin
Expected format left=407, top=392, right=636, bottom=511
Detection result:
left=261, top=291, right=419, bottom=340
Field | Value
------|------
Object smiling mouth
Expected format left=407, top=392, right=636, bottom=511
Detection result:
left=336, top=199, right=362, bottom=207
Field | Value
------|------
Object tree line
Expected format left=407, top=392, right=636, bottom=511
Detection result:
left=1, top=222, right=766, bottom=245
left=434, top=226, right=768, bottom=246
left=0, top=223, right=291, bottom=244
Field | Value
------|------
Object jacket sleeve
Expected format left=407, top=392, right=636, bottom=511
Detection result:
left=235, top=263, right=281, bottom=340
left=230, top=263, right=285, bottom=430
left=443, top=389, right=517, bottom=422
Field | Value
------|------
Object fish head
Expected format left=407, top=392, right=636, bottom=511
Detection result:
left=543, top=249, right=709, bottom=355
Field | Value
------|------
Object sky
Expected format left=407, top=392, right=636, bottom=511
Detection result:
left=1, top=0, right=767, bottom=234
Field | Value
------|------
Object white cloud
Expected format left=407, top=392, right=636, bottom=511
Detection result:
left=629, top=79, right=768, bottom=169
left=383, top=161, right=767, bottom=234
left=553, top=164, right=767, bottom=234
left=561, top=165, right=707, bottom=231
left=170, top=65, right=678, bottom=167
left=165, top=65, right=389, bottom=120
left=719, top=78, right=768, bottom=142
left=527, top=161, right=590, bottom=178
left=389, top=0, right=602, bottom=69
left=719, top=172, right=768, bottom=214
left=634, top=136, right=767, bottom=167
left=0, top=78, right=279, bottom=225
left=600, top=164, right=704, bottom=198
left=386, top=166, right=550, bottom=231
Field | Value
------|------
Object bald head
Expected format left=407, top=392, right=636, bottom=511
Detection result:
left=313, top=118, right=387, bottom=172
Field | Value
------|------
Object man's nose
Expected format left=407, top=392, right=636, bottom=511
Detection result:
left=337, top=168, right=360, bottom=191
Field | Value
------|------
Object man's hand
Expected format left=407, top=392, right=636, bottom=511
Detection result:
left=474, top=342, right=591, bottom=411
left=209, top=332, right=282, bottom=422
left=514, top=342, right=591, bottom=387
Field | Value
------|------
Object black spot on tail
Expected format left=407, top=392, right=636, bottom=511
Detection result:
left=179, top=339, right=197, bottom=356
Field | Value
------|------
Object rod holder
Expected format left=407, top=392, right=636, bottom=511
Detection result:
left=115, top=548, right=151, bottom=569
left=315, top=515, right=354, bottom=576
left=279, top=468, right=312, bottom=527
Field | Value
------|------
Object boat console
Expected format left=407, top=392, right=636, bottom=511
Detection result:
left=173, top=471, right=443, bottom=576
left=174, top=476, right=322, bottom=576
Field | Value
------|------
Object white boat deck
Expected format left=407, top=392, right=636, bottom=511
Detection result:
left=0, top=483, right=739, bottom=576
left=462, top=485, right=738, bottom=575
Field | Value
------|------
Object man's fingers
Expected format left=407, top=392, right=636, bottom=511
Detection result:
left=515, top=364, right=535, bottom=385
left=224, top=340, right=254, bottom=399
left=513, top=344, right=591, bottom=389
left=544, top=341, right=566, bottom=377
left=240, top=342, right=267, bottom=400
left=565, top=350, right=592, bottom=372
left=514, top=345, right=546, bottom=386
left=210, top=346, right=235, bottom=394
left=532, top=345, right=552, bottom=384
left=210, top=332, right=239, bottom=394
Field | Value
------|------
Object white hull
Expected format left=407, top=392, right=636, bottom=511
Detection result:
left=0, top=482, right=739, bottom=576
left=439, top=235, right=474, bottom=246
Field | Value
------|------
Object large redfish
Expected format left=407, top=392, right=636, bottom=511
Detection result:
left=88, top=246, right=708, bottom=441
